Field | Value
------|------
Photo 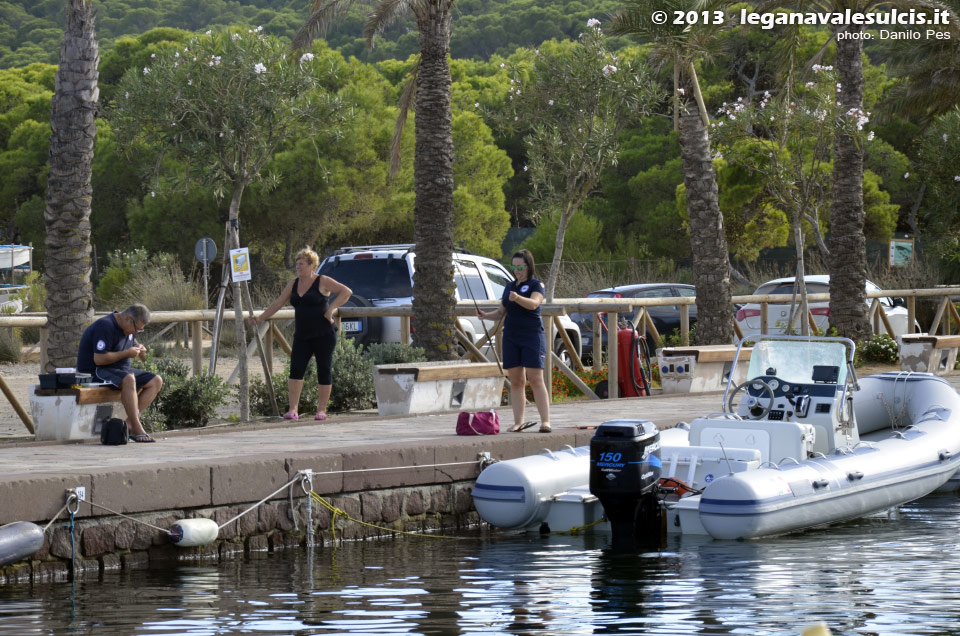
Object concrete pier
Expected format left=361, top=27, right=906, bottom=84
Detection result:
left=3, top=370, right=957, bottom=583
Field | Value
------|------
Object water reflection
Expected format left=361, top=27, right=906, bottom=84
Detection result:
left=0, top=496, right=959, bottom=634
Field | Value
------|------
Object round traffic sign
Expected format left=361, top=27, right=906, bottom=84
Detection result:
left=194, top=237, right=217, bottom=263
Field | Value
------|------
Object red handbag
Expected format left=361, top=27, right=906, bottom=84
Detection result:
left=456, top=410, right=500, bottom=435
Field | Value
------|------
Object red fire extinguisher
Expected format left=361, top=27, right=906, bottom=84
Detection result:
left=593, top=318, right=652, bottom=399
left=617, top=323, right=649, bottom=397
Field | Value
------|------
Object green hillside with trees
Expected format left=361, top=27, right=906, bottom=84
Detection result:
left=0, top=0, right=627, bottom=68
left=2, top=0, right=959, bottom=302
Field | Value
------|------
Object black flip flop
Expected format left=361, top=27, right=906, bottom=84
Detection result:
left=131, top=433, right=156, bottom=443
left=509, top=421, right=538, bottom=432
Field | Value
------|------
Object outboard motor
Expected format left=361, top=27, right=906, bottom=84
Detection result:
left=589, top=419, right=662, bottom=550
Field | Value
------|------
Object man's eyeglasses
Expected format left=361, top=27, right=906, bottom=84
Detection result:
left=509, top=264, right=525, bottom=272
left=133, top=321, right=146, bottom=334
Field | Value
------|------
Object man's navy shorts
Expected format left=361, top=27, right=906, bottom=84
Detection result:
left=95, top=367, right=157, bottom=389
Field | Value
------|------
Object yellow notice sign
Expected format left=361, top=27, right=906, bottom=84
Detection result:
left=229, top=247, right=251, bottom=283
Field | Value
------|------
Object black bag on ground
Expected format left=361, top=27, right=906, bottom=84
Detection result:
left=100, top=417, right=129, bottom=445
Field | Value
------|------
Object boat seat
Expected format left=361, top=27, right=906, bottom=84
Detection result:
left=688, top=417, right=816, bottom=464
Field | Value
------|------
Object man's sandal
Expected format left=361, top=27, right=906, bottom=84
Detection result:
left=131, top=433, right=155, bottom=443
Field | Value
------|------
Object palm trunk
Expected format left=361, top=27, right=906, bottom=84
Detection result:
left=43, top=0, right=98, bottom=371
left=678, top=109, right=733, bottom=345
left=411, top=4, right=457, bottom=361
left=829, top=29, right=871, bottom=340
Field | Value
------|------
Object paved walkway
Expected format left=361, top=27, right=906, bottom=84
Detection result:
left=0, top=390, right=723, bottom=475
left=5, top=366, right=960, bottom=477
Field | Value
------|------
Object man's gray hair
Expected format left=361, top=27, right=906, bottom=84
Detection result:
left=121, top=304, right=151, bottom=325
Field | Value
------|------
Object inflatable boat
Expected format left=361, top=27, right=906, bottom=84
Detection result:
left=472, top=335, right=960, bottom=541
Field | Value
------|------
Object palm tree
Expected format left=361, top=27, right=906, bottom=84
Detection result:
left=829, top=26, right=871, bottom=339
left=611, top=0, right=734, bottom=345
left=43, top=0, right=99, bottom=371
left=759, top=2, right=911, bottom=338
left=295, top=0, right=459, bottom=360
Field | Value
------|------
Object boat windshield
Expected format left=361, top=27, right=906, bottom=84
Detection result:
left=746, top=339, right=848, bottom=386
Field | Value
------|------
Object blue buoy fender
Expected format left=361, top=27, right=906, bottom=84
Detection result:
left=0, top=522, right=44, bottom=567
left=168, top=518, right=219, bottom=547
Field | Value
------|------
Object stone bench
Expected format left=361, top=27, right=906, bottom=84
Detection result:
left=657, top=345, right=752, bottom=394
left=30, top=386, right=120, bottom=441
left=373, top=361, right=506, bottom=416
left=899, top=334, right=960, bottom=375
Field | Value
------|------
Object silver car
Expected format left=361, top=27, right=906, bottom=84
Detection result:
left=735, top=274, right=912, bottom=337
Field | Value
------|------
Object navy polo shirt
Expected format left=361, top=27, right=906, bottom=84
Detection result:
left=502, top=277, right=545, bottom=338
left=77, top=313, right=135, bottom=374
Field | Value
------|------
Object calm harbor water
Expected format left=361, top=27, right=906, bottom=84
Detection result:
left=2, top=494, right=960, bottom=635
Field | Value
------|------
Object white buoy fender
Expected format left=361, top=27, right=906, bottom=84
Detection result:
left=168, top=518, right=219, bottom=547
left=0, top=521, right=44, bottom=567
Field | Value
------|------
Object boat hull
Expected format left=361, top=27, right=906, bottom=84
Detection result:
left=694, top=372, right=960, bottom=539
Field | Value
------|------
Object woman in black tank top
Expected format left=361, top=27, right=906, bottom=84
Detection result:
left=252, top=248, right=352, bottom=420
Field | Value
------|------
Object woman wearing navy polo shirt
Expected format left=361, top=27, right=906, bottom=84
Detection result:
left=477, top=249, right=551, bottom=433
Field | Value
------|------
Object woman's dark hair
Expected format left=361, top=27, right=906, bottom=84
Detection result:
left=513, top=249, right=536, bottom=277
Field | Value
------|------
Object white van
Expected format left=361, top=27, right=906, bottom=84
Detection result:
left=317, top=244, right=582, bottom=361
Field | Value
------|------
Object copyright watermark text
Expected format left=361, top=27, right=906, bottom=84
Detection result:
left=651, top=8, right=951, bottom=38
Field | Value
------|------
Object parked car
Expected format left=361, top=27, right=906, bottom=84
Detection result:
left=570, top=283, right=699, bottom=360
left=734, top=275, right=913, bottom=337
left=316, top=244, right=582, bottom=361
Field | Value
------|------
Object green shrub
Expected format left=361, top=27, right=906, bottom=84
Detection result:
left=117, top=258, right=204, bottom=312
left=160, top=373, right=230, bottom=427
left=133, top=354, right=228, bottom=429
left=249, top=365, right=318, bottom=416
left=96, top=248, right=153, bottom=305
left=859, top=333, right=899, bottom=365
left=10, top=271, right=45, bottom=343
left=363, top=342, right=427, bottom=366
left=249, top=333, right=384, bottom=415
left=331, top=333, right=375, bottom=412
left=0, top=328, right=21, bottom=363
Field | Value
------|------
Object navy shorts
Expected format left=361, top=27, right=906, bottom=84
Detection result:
left=95, top=367, right=157, bottom=389
left=502, top=332, right=546, bottom=370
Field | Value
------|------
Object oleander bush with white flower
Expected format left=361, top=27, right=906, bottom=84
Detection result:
left=859, top=333, right=899, bottom=365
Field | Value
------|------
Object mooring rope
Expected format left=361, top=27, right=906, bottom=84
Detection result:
left=217, top=472, right=310, bottom=530
left=555, top=517, right=607, bottom=535
left=308, top=459, right=488, bottom=477
left=309, top=491, right=465, bottom=541
left=41, top=498, right=73, bottom=534
left=43, top=455, right=496, bottom=542
left=83, top=499, right=170, bottom=533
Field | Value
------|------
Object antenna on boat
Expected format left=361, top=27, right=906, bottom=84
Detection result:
left=718, top=440, right=734, bottom=474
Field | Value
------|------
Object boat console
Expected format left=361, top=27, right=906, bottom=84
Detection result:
left=710, top=336, right=861, bottom=459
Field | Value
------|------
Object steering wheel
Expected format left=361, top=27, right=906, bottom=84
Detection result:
left=726, top=378, right=776, bottom=420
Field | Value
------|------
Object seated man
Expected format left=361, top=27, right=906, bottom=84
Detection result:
left=77, top=304, right=163, bottom=443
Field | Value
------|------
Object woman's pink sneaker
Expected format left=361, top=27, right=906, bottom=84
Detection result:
left=283, top=411, right=299, bottom=420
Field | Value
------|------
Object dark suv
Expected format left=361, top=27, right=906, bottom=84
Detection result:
left=571, top=283, right=698, bottom=359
